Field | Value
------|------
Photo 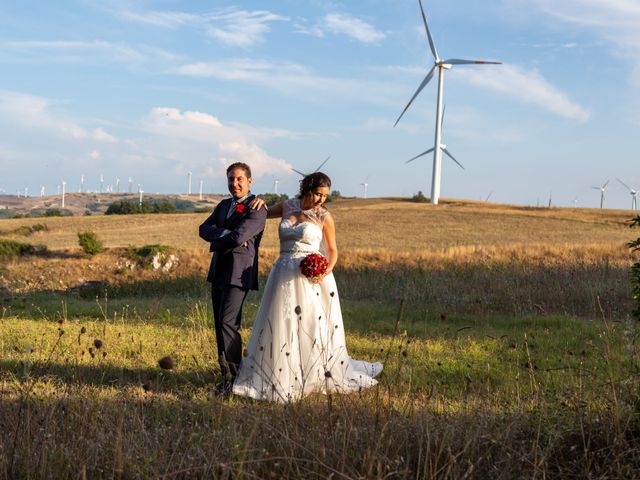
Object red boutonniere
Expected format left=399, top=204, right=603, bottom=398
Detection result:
left=234, top=203, right=246, bottom=214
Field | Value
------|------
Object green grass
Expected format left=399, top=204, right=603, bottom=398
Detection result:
left=1, top=292, right=638, bottom=478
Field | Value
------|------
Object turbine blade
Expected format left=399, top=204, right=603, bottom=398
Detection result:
left=405, top=147, right=435, bottom=164
left=602, top=179, right=610, bottom=189
left=617, top=177, right=631, bottom=191
left=314, top=156, right=330, bottom=172
left=443, top=58, right=502, bottom=65
left=442, top=147, right=464, bottom=170
left=394, top=66, right=436, bottom=127
left=291, top=168, right=306, bottom=176
left=418, top=0, right=439, bottom=61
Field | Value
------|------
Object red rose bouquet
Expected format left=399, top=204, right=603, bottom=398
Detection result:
left=299, top=252, right=328, bottom=281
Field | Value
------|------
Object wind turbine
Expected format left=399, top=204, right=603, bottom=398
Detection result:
left=199, top=179, right=203, bottom=200
left=291, top=156, right=330, bottom=177
left=406, top=105, right=464, bottom=172
left=272, top=177, right=280, bottom=194
left=591, top=180, right=609, bottom=209
left=80, top=174, right=84, bottom=193
left=128, top=177, right=133, bottom=194
left=138, top=184, right=143, bottom=206
left=40, top=186, right=45, bottom=197
left=61, top=181, right=66, bottom=208
left=360, top=176, right=370, bottom=199
left=188, top=171, right=192, bottom=195
left=100, top=174, right=104, bottom=193
left=617, top=178, right=638, bottom=211
left=394, top=0, right=500, bottom=205
left=115, top=177, right=120, bottom=193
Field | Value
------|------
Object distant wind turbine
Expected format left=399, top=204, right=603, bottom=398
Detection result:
left=394, top=0, right=500, bottom=205
left=100, top=174, right=104, bottom=193
left=138, top=184, right=143, bottom=206
left=80, top=174, right=84, bottom=193
left=199, top=179, right=203, bottom=200
left=272, top=177, right=280, bottom=194
left=115, top=177, right=120, bottom=193
left=591, top=180, right=609, bottom=209
left=128, top=177, right=133, bottom=194
left=61, top=181, right=66, bottom=208
left=617, top=178, right=638, bottom=211
left=292, top=156, right=330, bottom=177
left=40, top=186, right=45, bottom=197
left=360, top=176, right=370, bottom=199
left=188, top=171, right=192, bottom=195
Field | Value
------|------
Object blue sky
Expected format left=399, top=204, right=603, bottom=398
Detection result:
left=0, top=0, right=638, bottom=209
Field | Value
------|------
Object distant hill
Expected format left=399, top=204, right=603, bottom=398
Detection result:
left=0, top=193, right=226, bottom=218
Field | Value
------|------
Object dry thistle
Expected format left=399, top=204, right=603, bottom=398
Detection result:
left=158, top=356, right=174, bottom=370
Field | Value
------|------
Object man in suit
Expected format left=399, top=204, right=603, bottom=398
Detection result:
left=199, top=162, right=267, bottom=393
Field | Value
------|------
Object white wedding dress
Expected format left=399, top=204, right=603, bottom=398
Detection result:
left=232, top=199, right=382, bottom=402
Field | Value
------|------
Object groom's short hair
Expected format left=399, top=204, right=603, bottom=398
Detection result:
left=226, top=162, right=252, bottom=179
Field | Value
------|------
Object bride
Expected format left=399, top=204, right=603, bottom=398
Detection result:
left=232, top=172, right=382, bottom=402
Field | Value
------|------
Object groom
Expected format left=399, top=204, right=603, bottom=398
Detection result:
left=199, top=162, right=267, bottom=393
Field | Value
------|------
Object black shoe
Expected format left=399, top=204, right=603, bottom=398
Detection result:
left=215, top=381, right=233, bottom=398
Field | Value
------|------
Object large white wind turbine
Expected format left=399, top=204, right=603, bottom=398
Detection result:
left=272, top=177, right=280, bottom=194
left=617, top=178, right=638, bottom=211
left=188, top=171, right=192, bottom=195
left=61, top=181, right=66, bottom=208
left=591, top=180, right=609, bottom=209
left=394, top=0, right=500, bottom=205
left=292, top=156, right=330, bottom=177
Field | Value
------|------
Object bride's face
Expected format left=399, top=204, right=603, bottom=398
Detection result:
left=302, top=186, right=329, bottom=209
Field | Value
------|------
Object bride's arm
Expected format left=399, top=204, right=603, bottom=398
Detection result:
left=322, top=214, right=338, bottom=275
left=248, top=196, right=284, bottom=219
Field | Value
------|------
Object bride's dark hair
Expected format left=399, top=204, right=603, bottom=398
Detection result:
left=298, top=172, right=331, bottom=199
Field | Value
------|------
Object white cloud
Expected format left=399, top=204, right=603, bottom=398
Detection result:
left=457, top=64, right=590, bottom=122
left=0, top=90, right=119, bottom=141
left=323, top=13, right=386, bottom=44
left=293, top=12, right=385, bottom=44
left=89, top=150, right=101, bottom=160
left=2, top=40, right=182, bottom=67
left=139, top=107, right=293, bottom=179
left=205, top=9, right=288, bottom=47
left=117, top=7, right=287, bottom=47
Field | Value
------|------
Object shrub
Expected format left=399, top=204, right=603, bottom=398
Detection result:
left=13, top=223, right=48, bottom=236
left=0, top=239, right=47, bottom=258
left=262, top=193, right=289, bottom=206
left=106, top=199, right=182, bottom=215
left=77, top=231, right=104, bottom=256
left=412, top=191, right=429, bottom=203
left=629, top=215, right=640, bottom=320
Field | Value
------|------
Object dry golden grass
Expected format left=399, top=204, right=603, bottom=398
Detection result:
left=0, top=198, right=633, bottom=253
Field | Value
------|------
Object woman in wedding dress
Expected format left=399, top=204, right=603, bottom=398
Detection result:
left=232, top=172, right=383, bottom=402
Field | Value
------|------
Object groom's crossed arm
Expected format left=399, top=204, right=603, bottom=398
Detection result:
left=208, top=207, right=267, bottom=252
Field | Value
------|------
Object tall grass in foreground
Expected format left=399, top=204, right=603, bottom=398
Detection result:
left=1, top=299, right=638, bottom=478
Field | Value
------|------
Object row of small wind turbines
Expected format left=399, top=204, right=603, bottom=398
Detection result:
left=593, top=179, right=638, bottom=211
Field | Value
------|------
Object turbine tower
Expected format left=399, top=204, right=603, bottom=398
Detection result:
left=360, top=182, right=368, bottom=199
left=100, top=174, right=104, bottom=193
left=80, top=174, right=84, bottom=193
left=115, top=177, right=120, bottom=193
left=394, top=0, right=500, bottom=205
left=199, top=179, right=203, bottom=200
left=273, top=177, right=280, bottom=194
left=61, top=181, right=66, bottom=208
left=188, top=171, right=192, bottom=195
left=138, top=184, right=143, bottom=206
left=128, top=177, right=133, bottom=194
left=292, top=156, right=330, bottom=177
left=406, top=105, right=464, bottom=172
left=591, top=180, right=609, bottom=209
left=617, top=178, right=638, bottom=211
left=40, top=186, right=45, bottom=197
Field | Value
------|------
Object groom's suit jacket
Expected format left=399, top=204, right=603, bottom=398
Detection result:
left=199, top=195, right=267, bottom=290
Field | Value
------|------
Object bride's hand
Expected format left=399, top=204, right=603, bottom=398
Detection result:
left=248, top=195, right=267, bottom=210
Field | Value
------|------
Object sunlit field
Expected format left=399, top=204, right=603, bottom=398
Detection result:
left=1, top=198, right=639, bottom=478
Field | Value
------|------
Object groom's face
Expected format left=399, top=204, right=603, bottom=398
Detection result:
left=227, top=168, right=252, bottom=200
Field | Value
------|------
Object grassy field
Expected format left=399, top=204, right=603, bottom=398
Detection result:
left=1, top=198, right=639, bottom=478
